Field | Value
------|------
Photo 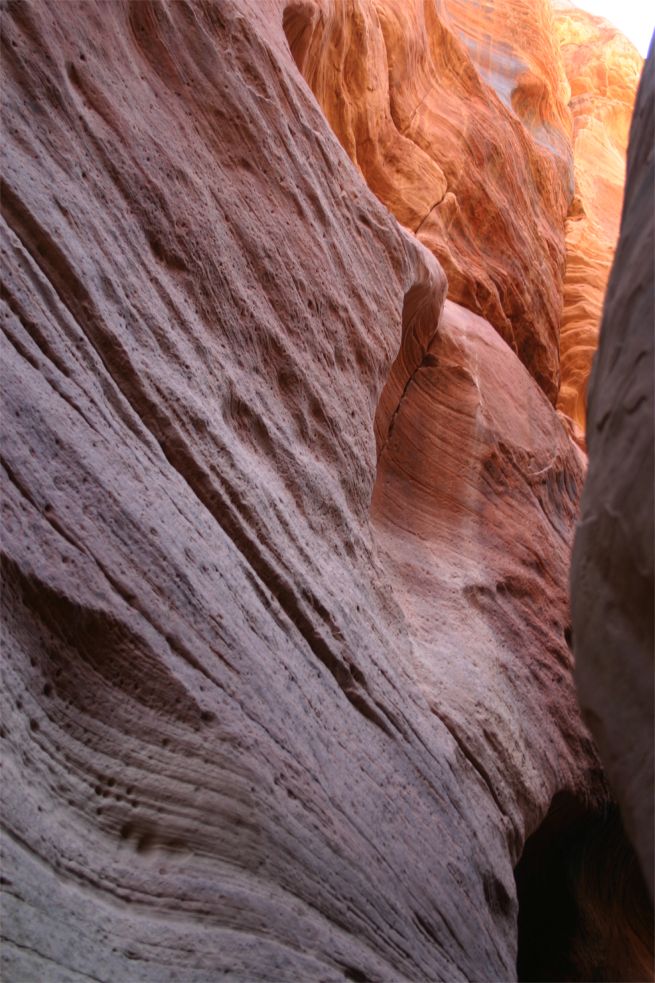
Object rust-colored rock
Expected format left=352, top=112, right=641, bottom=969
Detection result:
left=554, top=3, right=643, bottom=437
left=571, top=40, right=654, bottom=900
left=285, top=0, right=573, bottom=401
left=443, top=0, right=572, bottom=157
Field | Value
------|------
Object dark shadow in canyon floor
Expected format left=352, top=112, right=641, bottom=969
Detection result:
left=515, top=792, right=654, bottom=982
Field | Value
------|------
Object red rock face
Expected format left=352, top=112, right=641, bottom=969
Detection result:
left=571, top=41, right=654, bottom=901
left=284, top=0, right=573, bottom=401
left=0, top=1, right=651, bottom=981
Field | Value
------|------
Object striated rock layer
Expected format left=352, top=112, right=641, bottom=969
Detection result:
left=0, top=1, right=650, bottom=981
left=286, top=0, right=643, bottom=437
left=373, top=297, right=593, bottom=839
left=284, top=0, right=573, bottom=401
left=554, top=3, right=643, bottom=438
left=571, top=40, right=654, bottom=900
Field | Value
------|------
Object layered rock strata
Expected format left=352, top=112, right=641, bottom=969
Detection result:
left=284, top=0, right=573, bottom=401
left=554, top=3, right=643, bottom=437
left=0, top=1, right=650, bottom=981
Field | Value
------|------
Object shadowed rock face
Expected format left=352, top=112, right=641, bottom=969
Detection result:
left=0, top=1, right=651, bottom=981
left=515, top=797, right=654, bottom=982
left=571, top=41, right=655, bottom=902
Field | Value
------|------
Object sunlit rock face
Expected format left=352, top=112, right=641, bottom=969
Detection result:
left=0, top=1, right=650, bottom=981
left=443, top=0, right=572, bottom=159
left=285, top=0, right=573, bottom=401
left=286, top=0, right=643, bottom=434
left=572, top=41, right=654, bottom=901
left=553, top=2, right=643, bottom=438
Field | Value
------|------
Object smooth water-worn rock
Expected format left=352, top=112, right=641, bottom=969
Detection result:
left=554, top=3, right=643, bottom=439
left=571, top=40, right=654, bottom=900
left=0, top=1, right=649, bottom=981
left=284, top=0, right=574, bottom=401
left=373, top=297, right=599, bottom=843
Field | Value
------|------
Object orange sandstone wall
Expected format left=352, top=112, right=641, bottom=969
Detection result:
left=285, top=0, right=573, bottom=401
left=286, top=0, right=642, bottom=430
left=553, top=3, right=643, bottom=436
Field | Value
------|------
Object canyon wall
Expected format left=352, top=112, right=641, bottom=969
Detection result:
left=571, top=39, right=654, bottom=900
left=0, top=1, right=650, bottom=981
left=554, top=2, right=644, bottom=438
left=284, top=0, right=573, bottom=401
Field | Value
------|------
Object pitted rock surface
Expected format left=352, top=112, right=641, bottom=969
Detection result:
left=0, top=1, right=648, bottom=981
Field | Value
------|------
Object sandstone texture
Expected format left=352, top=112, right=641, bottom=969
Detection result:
left=373, top=297, right=594, bottom=844
left=571, top=40, right=654, bottom=900
left=0, top=1, right=650, bottom=982
left=554, top=2, right=643, bottom=437
left=286, top=0, right=642, bottom=438
left=285, top=0, right=573, bottom=401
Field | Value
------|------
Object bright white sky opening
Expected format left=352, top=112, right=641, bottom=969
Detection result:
left=576, top=0, right=653, bottom=56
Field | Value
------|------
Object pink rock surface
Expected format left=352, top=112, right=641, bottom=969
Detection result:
left=0, top=1, right=650, bottom=981
left=373, top=298, right=598, bottom=845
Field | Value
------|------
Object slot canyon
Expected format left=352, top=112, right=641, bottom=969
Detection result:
left=1, top=1, right=653, bottom=981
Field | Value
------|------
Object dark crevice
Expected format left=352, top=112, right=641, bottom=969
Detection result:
left=379, top=348, right=438, bottom=460
left=340, top=964, right=370, bottom=982
left=515, top=792, right=654, bottom=982
left=414, top=195, right=449, bottom=236
left=375, top=281, right=444, bottom=462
